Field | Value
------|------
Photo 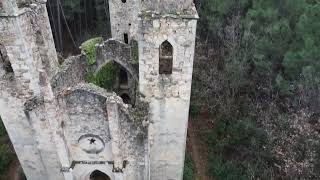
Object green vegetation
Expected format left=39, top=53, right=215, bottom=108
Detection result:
left=95, top=62, right=118, bottom=90
left=82, top=37, right=119, bottom=90
left=0, top=117, right=12, bottom=179
left=19, top=166, right=27, bottom=180
left=85, top=62, right=119, bottom=90
left=131, top=40, right=139, bottom=65
left=0, top=117, right=6, bottom=137
left=204, top=118, right=275, bottom=179
left=191, top=0, right=320, bottom=179
left=81, top=37, right=103, bottom=65
left=183, top=152, right=196, bottom=180
left=0, top=144, right=12, bottom=176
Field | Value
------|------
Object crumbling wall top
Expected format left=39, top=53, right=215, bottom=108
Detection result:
left=140, top=0, right=197, bottom=16
left=0, top=0, right=46, bottom=16
left=51, top=55, right=87, bottom=94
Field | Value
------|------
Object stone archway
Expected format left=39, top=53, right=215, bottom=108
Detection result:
left=90, top=170, right=111, bottom=180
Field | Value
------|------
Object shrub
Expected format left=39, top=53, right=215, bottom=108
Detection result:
left=0, top=117, right=7, bottom=137
left=208, top=156, right=248, bottom=180
left=0, top=144, right=12, bottom=175
left=94, top=62, right=119, bottom=90
left=81, top=37, right=103, bottom=65
left=183, top=152, right=196, bottom=180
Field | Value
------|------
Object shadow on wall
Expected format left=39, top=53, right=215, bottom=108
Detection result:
left=90, top=170, right=111, bottom=180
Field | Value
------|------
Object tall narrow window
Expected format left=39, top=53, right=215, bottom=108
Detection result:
left=124, top=33, right=129, bottom=44
left=159, top=40, right=173, bottom=74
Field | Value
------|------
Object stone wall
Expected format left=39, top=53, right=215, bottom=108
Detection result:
left=55, top=83, right=148, bottom=179
left=57, top=84, right=113, bottom=162
left=108, top=0, right=140, bottom=42
left=51, top=55, right=87, bottom=94
left=138, top=15, right=197, bottom=180
left=0, top=0, right=198, bottom=179
left=0, top=1, right=65, bottom=179
left=140, top=0, right=194, bottom=14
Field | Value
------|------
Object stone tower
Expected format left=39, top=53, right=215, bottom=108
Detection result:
left=0, top=0, right=198, bottom=179
left=0, top=0, right=69, bottom=179
left=137, top=1, right=198, bottom=179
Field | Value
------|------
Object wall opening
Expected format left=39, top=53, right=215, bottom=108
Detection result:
left=159, top=40, right=173, bottom=74
left=90, top=170, right=111, bottom=180
left=121, top=0, right=127, bottom=3
left=119, top=68, right=128, bottom=88
left=120, top=93, right=131, bottom=104
left=124, top=33, right=129, bottom=44
left=0, top=44, right=14, bottom=76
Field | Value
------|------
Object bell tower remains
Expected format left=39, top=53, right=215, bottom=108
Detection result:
left=138, top=0, right=198, bottom=179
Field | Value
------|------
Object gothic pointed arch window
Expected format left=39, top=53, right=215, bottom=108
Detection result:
left=159, top=40, right=173, bottom=75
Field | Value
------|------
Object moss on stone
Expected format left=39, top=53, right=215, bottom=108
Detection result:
left=81, top=37, right=103, bottom=65
left=140, top=10, right=152, bottom=19
left=85, top=62, right=119, bottom=91
left=131, top=40, right=139, bottom=65
left=130, top=95, right=149, bottom=133
left=95, top=62, right=119, bottom=90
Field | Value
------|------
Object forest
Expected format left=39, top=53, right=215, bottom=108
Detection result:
left=0, top=0, right=319, bottom=179
left=187, top=0, right=320, bottom=179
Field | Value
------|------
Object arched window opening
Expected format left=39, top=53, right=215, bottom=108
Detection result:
left=0, top=44, right=14, bottom=75
left=90, top=170, right=111, bottom=180
left=120, top=93, right=131, bottom=104
left=159, top=40, right=173, bottom=75
left=124, top=33, right=129, bottom=44
left=119, top=68, right=128, bottom=89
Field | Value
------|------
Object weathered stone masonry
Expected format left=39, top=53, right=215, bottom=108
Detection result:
left=0, top=0, right=198, bottom=179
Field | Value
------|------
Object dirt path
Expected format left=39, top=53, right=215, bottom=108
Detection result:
left=187, top=116, right=214, bottom=180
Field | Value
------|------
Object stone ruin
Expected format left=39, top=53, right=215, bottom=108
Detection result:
left=0, top=0, right=198, bottom=179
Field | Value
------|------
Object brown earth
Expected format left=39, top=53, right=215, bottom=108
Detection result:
left=187, top=114, right=215, bottom=180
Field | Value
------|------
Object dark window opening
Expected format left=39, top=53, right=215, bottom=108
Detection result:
left=120, top=93, right=131, bottom=104
left=124, top=33, right=129, bottom=44
left=0, top=44, right=14, bottom=75
left=159, top=40, right=173, bottom=74
left=119, top=68, right=128, bottom=88
left=90, top=170, right=111, bottom=180
left=121, top=0, right=126, bottom=3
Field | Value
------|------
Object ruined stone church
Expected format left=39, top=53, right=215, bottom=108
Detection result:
left=0, top=0, right=198, bottom=179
